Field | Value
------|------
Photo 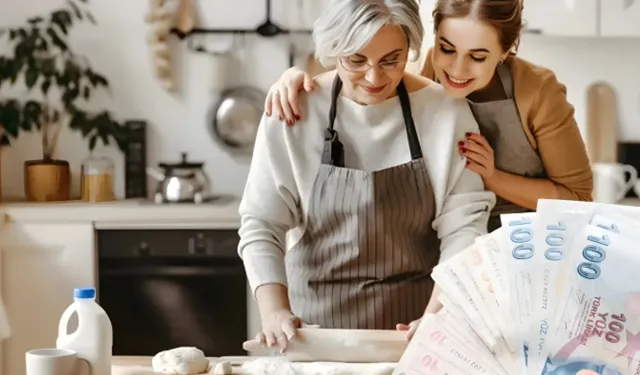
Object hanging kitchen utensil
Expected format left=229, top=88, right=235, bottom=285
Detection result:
left=255, top=0, right=283, bottom=37
left=586, top=81, right=620, bottom=164
left=210, top=35, right=266, bottom=154
left=174, top=0, right=197, bottom=35
left=286, top=0, right=306, bottom=68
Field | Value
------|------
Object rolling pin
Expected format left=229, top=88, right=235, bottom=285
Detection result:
left=242, top=328, right=407, bottom=363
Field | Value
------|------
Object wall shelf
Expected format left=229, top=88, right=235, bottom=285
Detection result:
left=170, top=0, right=312, bottom=39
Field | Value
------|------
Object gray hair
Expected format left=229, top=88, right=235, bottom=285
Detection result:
left=313, top=0, right=424, bottom=67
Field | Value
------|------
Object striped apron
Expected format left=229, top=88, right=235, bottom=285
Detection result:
left=466, top=64, right=545, bottom=231
left=285, top=76, right=440, bottom=330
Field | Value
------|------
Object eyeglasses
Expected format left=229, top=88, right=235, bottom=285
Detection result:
left=339, top=56, right=407, bottom=72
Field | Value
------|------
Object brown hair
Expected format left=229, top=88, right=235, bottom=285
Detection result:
left=432, top=0, right=523, bottom=55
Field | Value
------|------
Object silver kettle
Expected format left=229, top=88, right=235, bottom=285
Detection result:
left=146, top=153, right=212, bottom=203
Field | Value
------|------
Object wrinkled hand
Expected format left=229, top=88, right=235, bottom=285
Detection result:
left=264, top=67, right=316, bottom=125
left=396, top=317, right=422, bottom=342
left=256, top=308, right=318, bottom=350
left=459, top=132, right=495, bottom=180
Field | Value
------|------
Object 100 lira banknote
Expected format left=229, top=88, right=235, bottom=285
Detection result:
left=542, top=224, right=640, bottom=375
left=501, top=212, right=537, bottom=361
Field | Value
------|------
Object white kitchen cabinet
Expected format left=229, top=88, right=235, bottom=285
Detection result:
left=0, top=222, right=95, bottom=375
left=600, top=0, right=640, bottom=36
left=522, top=0, right=598, bottom=36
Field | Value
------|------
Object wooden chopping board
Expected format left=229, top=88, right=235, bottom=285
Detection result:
left=587, top=81, right=620, bottom=163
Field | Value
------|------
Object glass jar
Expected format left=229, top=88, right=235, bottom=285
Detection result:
left=81, top=155, right=115, bottom=202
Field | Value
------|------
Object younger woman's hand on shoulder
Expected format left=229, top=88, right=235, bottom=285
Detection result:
left=265, top=67, right=316, bottom=125
left=459, top=132, right=496, bottom=180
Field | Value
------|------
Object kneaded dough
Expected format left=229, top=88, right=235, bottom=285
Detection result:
left=151, top=347, right=209, bottom=375
left=241, top=357, right=396, bottom=375
left=213, top=361, right=232, bottom=375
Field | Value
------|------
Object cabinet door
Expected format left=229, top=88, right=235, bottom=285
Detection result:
left=601, top=0, right=640, bottom=36
left=522, top=0, right=598, bottom=36
left=0, top=223, right=95, bottom=375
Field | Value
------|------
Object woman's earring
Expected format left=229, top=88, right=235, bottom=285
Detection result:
left=498, top=59, right=504, bottom=65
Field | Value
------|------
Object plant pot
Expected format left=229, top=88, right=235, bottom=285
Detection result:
left=24, top=159, right=70, bottom=202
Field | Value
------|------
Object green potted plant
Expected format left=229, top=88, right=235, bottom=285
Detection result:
left=0, top=0, right=130, bottom=202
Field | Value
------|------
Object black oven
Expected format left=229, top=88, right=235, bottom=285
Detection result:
left=96, top=229, right=247, bottom=357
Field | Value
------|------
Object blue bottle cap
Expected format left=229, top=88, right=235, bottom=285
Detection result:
left=73, top=287, right=96, bottom=299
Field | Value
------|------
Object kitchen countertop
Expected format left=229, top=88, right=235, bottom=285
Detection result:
left=2, top=197, right=640, bottom=229
left=111, top=356, right=398, bottom=375
left=112, top=356, right=257, bottom=375
left=0, top=198, right=241, bottom=228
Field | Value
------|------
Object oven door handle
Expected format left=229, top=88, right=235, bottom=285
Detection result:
left=100, top=265, right=245, bottom=277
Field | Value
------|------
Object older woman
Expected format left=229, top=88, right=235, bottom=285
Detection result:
left=263, top=0, right=593, bottom=233
left=238, top=0, right=495, bottom=349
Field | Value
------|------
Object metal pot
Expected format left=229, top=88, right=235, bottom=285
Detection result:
left=210, top=85, right=265, bottom=153
left=208, top=36, right=266, bottom=154
left=146, top=152, right=212, bottom=203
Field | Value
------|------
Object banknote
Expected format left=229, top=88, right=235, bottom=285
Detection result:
left=431, top=260, right=498, bottom=350
left=500, top=212, right=537, bottom=356
left=436, top=308, right=495, bottom=362
left=542, top=223, right=640, bottom=375
left=448, top=247, right=505, bottom=346
left=393, top=341, right=473, bottom=375
left=527, top=200, right=594, bottom=375
left=475, top=229, right=520, bottom=352
left=590, top=210, right=640, bottom=241
left=437, top=307, right=524, bottom=375
left=437, top=256, right=525, bottom=375
left=394, top=313, right=501, bottom=375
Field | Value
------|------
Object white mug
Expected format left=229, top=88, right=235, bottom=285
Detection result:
left=592, top=162, right=638, bottom=204
left=26, top=349, right=91, bottom=375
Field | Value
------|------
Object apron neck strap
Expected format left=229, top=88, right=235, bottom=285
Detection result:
left=496, top=63, right=515, bottom=99
left=326, top=75, right=423, bottom=162
left=396, top=80, right=423, bottom=160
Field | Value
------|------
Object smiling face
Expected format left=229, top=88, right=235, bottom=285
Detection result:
left=336, top=24, right=409, bottom=105
left=432, top=15, right=509, bottom=98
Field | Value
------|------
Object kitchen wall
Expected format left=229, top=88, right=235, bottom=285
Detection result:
left=1, top=0, right=639, bottom=200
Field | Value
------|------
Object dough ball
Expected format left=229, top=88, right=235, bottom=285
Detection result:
left=213, top=361, right=232, bottom=375
left=151, top=347, right=209, bottom=375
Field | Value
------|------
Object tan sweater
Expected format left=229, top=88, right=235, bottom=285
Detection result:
left=411, top=48, right=593, bottom=202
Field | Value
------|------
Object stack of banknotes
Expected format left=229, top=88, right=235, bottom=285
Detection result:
left=394, top=199, right=640, bottom=375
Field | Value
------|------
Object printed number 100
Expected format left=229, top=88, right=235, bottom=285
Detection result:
left=545, top=222, right=567, bottom=261
left=509, top=216, right=534, bottom=260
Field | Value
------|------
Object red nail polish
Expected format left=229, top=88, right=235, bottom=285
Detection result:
left=465, top=132, right=471, bottom=137
left=466, top=161, right=470, bottom=165
left=287, top=120, right=294, bottom=126
left=279, top=116, right=283, bottom=121
left=295, top=115, right=301, bottom=120
left=458, top=141, right=464, bottom=146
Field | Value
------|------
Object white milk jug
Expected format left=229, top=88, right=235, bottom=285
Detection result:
left=57, top=287, right=113, bottom=375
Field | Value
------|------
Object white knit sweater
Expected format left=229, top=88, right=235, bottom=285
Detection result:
left=238, top=77, right=496, bottom=294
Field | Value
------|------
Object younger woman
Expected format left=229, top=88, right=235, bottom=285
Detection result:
left=263, top=0, right=593, bottom=233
